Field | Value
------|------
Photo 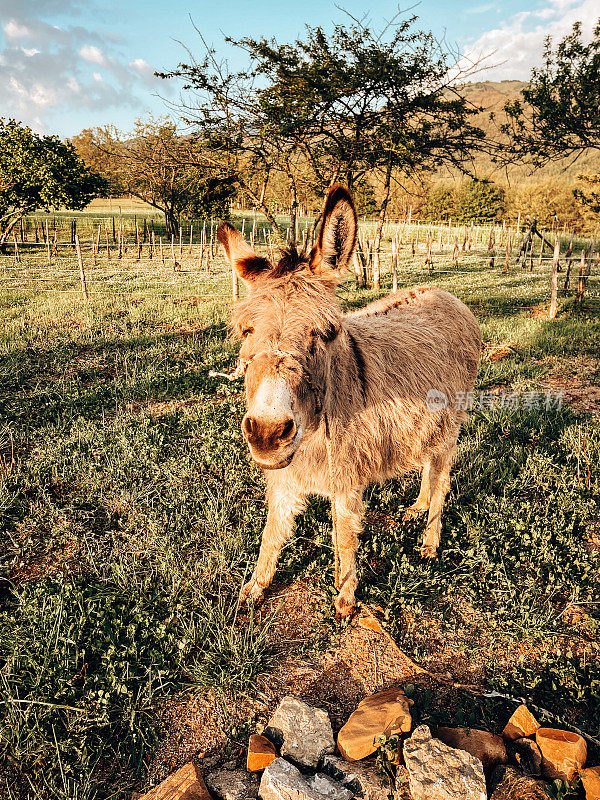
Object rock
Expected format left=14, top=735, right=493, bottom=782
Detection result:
left=247, top=734, right=278, bottom=772
left=305, top=774, right=353, bottom=800
left=265, top=697, right=334, bottom=769
left=535, top=727, right=587, bottom=781
left=403, top=725, right=486, bottom=800
left=580, top=766, right=600, bottom=800
left=436, top=727, right=507, bottom=772
left=259, top=758, right=349, bottom=800
left=337, top=687, right=412, bottom=761
left=502, top=705, right=540, bottom=741
left=322, top=754, right=390, bottom=800
left=205, top=768, right=257, bottom=800
left=506, top=737, right=543, bottom=777
left=139, top=763, right=213, bottom=800
left=488, top=765, right=550, bottom=800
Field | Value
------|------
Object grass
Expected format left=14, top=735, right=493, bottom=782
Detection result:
left=0, top=230, right=599, bottom=798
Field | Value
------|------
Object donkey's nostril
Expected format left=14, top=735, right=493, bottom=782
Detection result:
left=280, top=418, right=296, bottom=440
left=242, top=415, right=256, bottom=439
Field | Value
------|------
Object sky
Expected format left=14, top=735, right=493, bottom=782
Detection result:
left=0, top=0, right=597, bottom=139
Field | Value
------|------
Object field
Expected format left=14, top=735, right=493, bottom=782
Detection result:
left=1, top=214, right=599, bottom=799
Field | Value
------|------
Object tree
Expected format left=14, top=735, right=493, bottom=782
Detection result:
left=421, top=183, right=457, bottom=221
left=90, top=118, right=236, bottom=235
left=455, top=179, right=504, bottom=223
left=161, top=15, right=492, bottom=274
left=0, top=119, right=106, bottom=247
left=502, top=20, right=600, bottom=209
left=70, top=126, right=125, bottom=195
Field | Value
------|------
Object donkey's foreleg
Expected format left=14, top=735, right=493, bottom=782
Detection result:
left=333, top=489, right=363, bottom=618
left=240, top=481, right=306, bottom=604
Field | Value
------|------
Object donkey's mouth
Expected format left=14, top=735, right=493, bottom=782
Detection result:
left=252, top=451, right=296, bottom=470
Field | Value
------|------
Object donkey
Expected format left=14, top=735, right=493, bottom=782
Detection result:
left=217, top=185, right=481, bottom=616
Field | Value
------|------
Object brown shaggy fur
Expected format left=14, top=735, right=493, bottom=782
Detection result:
left=218, top=185, right=482, bottom=616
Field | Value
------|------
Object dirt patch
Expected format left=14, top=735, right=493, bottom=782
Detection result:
left=540, top=356, right=600, bottom=416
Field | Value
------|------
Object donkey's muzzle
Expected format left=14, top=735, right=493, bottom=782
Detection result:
left=241, top=414, right=299, bottom=468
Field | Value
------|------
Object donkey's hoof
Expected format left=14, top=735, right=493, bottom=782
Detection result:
left=419, top=544, right=438, bottom=560
left=403, top=504, right=428, bottom=521
left=239, top=578, right=265, bottom=605
left=334, top=593, right=356, bottom=618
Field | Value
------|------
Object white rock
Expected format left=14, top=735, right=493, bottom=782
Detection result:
left=306, top=773, right=353, bottom=800
left=403, top=725, right=487, bottom=800
left=259, top=759, right=349, bottom=800
left=206, top=768, right=258, bottom=800
left=264, top=696, right=334, bottom=768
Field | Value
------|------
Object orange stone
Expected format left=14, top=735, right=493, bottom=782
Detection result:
left=502, top=705, right=540, bottom=741
left=337, top=688, right=412, bottom=762
left=535, top=728, right=587, bottom=781
left=357, top=615, right=386, bottom=634
left=247, top=734, right=278, bottom=772
left=579, top=766, right=600, bottom=800
left=138, top=763, right=212, bottom=800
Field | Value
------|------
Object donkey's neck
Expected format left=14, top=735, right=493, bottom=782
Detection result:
left=324, top=325, right=368, bottom=425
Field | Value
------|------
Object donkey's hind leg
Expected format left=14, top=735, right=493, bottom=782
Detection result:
left=403, top=458, right=432, bottom=520
left=420, top=445, right=456, bottom=559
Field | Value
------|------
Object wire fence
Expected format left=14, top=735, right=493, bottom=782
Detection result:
left=2, top=218, right=598, bottom=313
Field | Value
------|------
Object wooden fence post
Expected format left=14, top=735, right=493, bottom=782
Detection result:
left=549, top=238, right=560, bottom=319
left=75, top=235, right=89, bottom=301
left=45, top=220, right=51, bottom=264
left=391, top=236, right=398, bottom=292
left=575, top=249, right=587, bottom=306
left=563, top=240, right=573, bottom=292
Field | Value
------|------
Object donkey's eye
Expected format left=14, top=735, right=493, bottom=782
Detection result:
left=241, top=327, right=254, bottom=339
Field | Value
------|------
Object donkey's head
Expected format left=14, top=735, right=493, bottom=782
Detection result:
left=218, top=185, right=357, bottom=469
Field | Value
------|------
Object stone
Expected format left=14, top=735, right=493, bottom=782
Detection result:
left=305, top=774, right=353, bottom=800
left=506, top=737, right=543, bottom=777
left=488, top=765, right=550, bottom=800
left=502, top=705, right=540, bottom=741
left=139, top=763, right=213, bottom=800
left=580, top=766, right=600, bottom=800
left=205, top=768, right=257, bottom=800
left=436, top=727, right=507, bottom=772
left=247, top=734, right=278, bottom=772
left=535, top=727, right=587, bottom=781
left=337, top=687, right=412, bottom=761
left=322, top=754, right=390, bottom=800
left=403, top=725, right=486, bottom=800
left=259, top=758, right=349, bottom=800
left=264, top=697, right=335, bottom=769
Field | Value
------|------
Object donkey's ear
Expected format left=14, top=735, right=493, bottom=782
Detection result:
left=310, top=184, right=357, bottom=276
left=217, top=222, right=271, bottom=283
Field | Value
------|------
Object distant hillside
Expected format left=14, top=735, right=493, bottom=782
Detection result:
left=453, top=80, right=600, bottom=181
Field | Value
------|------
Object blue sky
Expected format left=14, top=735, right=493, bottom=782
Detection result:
left=0, top=0, right=596, bottom=138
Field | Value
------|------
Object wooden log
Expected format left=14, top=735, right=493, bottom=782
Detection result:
left=75, top=235, right=89, bottom=301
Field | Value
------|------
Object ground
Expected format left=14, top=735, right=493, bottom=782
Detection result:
left=0, top=231, right=599, bottom=799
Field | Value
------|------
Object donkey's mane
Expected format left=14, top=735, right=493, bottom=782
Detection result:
left=270, top=244, right=310, bottom=277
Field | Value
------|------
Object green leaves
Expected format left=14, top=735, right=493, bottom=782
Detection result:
left=0, top=119, right=107, bottom=245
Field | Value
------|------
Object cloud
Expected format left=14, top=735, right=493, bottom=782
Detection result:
left=459, top=0, right=598, bottom=80
left=0, top=0, right=165, bottom=134
left=79, top=44, right=106, bottom=65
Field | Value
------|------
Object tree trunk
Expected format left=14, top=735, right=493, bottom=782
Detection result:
left=371, top=160, right=393, bottom=291
left=289, top=176, right=298, bottom=246
left=238, top=177, right=281, bottom=233
left=0, top=211, right=25, bottom=250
